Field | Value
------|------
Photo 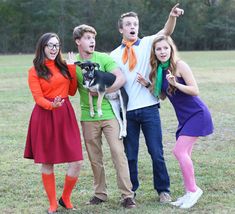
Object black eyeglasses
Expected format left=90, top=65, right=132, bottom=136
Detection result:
left=46, top=43, right=61, bottom=50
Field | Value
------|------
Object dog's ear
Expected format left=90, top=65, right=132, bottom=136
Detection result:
left=74, top=61, right=82, bottom=67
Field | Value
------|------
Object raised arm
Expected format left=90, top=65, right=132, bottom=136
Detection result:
left=166, top=60, right=199, bottom=96
left=156, top=3, right=184, bottom=37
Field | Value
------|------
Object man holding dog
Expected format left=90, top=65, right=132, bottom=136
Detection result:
left=73, top=24, right=136, bottom=208
left=110, top=3, right=184, bottom=203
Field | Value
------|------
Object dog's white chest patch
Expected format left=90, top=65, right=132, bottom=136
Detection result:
left=105, top=92, right=119, bottom=100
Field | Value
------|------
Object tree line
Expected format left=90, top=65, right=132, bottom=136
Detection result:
left=0, top=0, right=234, bottom=54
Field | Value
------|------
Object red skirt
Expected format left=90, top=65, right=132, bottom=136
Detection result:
left=24, top=97, right=83, bottom=164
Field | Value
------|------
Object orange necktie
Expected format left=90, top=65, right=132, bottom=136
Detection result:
left=122, top=39, right=137, bottom=71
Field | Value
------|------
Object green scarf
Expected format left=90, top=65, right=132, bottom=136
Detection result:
left=154, top=60, right=170, bottom=97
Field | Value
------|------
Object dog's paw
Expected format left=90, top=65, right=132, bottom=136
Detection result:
left=90, top=111, right=95, bottom=117
left=97, top=110, right=103, bottom=117
left=121, top=133, right=127, bottom=138
left=119, top=129, right=127, bottom=139
left=122, top=132, right=127, bottom=137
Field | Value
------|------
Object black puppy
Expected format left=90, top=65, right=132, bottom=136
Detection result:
left=75, top=61, right=128, bottom=139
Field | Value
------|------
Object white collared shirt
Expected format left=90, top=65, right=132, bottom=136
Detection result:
left=110, top=35, right=159, bottom=111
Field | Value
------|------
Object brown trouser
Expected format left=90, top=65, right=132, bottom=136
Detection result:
left=81, top=119, right=133, bottom=200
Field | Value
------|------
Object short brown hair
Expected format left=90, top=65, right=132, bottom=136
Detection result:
left=118, top=12, right=138, bottom=29
left=73, top=24, right=97, bottom=40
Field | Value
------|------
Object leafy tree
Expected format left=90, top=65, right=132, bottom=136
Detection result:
left=0, top=0, right=234, bottom=53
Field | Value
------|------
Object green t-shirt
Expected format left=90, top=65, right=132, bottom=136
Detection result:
left=76, top=51, right=117, bottom=121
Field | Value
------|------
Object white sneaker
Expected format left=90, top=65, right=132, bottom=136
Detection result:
left=170, top=193, right=189, bottom=207
left=180, top=187, right=203, bottom=209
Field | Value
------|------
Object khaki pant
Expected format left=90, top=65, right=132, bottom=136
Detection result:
left=81, top=119, right=133, bottom=200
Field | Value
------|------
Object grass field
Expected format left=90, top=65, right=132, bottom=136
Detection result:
left=0, top=51, right=235, bottom=214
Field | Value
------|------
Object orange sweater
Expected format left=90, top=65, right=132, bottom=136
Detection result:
left=28, top=60, right=77, bottom=110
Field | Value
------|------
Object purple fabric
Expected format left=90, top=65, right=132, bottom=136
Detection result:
left=162, top=70, right=214, bottom=139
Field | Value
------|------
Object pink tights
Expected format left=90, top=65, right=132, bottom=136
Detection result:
left=173, top=135, right=198, bottom=192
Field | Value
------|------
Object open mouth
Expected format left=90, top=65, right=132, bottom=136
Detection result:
left=50, top=52, right=57, bottom=57
left=130, top=31, right=135, bottom=35
left=89, top=45, right=95, bottom=49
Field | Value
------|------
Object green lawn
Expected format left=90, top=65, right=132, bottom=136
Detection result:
left=0, top=51, right=235, bottom=213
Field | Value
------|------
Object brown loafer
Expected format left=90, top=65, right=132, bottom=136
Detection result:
left=86, top=196, right=105, bottom=205
left=159, top=192, right=172, bottom=204
left=121, top=197, right=136, bottom=209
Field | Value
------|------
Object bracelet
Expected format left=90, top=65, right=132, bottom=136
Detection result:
left=145, top=82, right=151, bottom=88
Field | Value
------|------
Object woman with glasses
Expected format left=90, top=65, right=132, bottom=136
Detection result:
left=24, top=32, right=83, bottom=213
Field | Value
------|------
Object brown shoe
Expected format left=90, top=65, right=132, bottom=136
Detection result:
left=159, top=192, right=172, bottom=203
left=86, top=196, right=105, bottom=205
left=121, top=197, right=136, bottom=209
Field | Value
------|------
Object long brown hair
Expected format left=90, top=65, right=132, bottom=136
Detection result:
left=33, top=32, right=71, bottom=80
left=149, top=35, right=179, bottom=96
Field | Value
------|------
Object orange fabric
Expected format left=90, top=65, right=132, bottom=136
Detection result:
left=61, top=175, right=78, bottom=209
left=42, top=173, right=58, bottom=212
left=122, top=39, right=138, bottom=71
left=28, top=60, right=77, bottom=110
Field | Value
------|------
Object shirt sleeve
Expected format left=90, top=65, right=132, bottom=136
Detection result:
left=28, top=68, right=53, bottom=110
left=102, top=53, right=118, bottom=72
left=67, top=64, right=78, bottom=96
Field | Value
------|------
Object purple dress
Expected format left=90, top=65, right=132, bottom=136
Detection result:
left=162, top=70, right=214, bottom=139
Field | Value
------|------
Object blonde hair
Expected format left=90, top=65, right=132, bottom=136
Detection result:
left=73, top=24, right=97, bottom=40
left=149, top=35, right=179, bottom=96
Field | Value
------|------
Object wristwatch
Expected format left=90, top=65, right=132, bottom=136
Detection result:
left=145, top=82, right=151, bottom=88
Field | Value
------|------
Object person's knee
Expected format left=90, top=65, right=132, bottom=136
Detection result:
left=41, top=164, right=54, bottom=174
left=112, top=148, right=128, bottom=165
left=148, top=147, right=163, bottom=160
left=173, top=145, right=185, bottom=161
left=73, top=160, right=83, bottom=171
left=68, top=160, right=83, bottom=176
left=172, top=146, right=179, bottom=158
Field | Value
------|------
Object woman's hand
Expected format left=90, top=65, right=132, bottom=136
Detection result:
left=52, top=96, right=64, bottom=108
left=166, top=70, right=177, bottom=86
